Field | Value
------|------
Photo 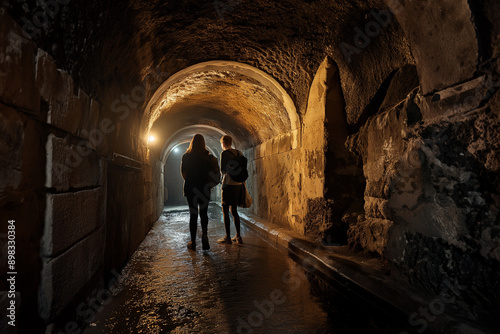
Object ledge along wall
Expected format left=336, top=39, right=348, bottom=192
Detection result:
left=0, top=13, right=162, bottom=332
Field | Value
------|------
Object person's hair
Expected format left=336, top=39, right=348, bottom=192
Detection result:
left=186, top=134, right=208, bottom=154
left=220, top=135, right=232, bottom=147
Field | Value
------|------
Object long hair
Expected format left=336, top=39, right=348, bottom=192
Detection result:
left=186, top=134, right=208, bottom=154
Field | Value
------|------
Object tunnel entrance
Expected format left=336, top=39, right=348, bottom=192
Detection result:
left=143, top=61, right=307, bottom=234
left=160, top=125, right=227, bottom=207
left=146, top=59, right=365, bottom=241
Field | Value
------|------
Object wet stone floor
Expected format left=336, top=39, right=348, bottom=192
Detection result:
left=83, top=206, right=399, bottom=334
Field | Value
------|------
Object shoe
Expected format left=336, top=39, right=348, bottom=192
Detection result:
left=217, top=236, right=232, bottom=244
left=202, top=235, right=210, bottom=250
left=231, top=236, right=243, bottom=244
left=187, top=241, right=196, bottom=250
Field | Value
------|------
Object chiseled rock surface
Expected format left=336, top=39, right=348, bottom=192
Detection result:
left=388, top=0, right=479, bottom=94
left=45, top=134, right=102, bottom=192
left=39, top=226, right=105, bottom=321
left=348, top=80, right=500, bottom=319
left=43, top=188, right=105, bottom=256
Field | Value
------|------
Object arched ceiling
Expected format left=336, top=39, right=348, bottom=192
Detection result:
left=10, top=0, right=414, bottom=126
left=145, top=61, right=299, bottom=153
left=8, top=0, right=493, bottom=156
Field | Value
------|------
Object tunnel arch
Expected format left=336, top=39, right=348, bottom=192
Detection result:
left=141, top=61, right=301, bottom=152
left=160, top=125, right=228, bottom=164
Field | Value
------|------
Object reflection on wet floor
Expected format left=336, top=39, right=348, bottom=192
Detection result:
left=83, top=206, right=398, bottom=334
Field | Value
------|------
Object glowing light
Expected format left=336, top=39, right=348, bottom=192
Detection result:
left=173, top=147, right=179, bottom=153
left=148, top=135, right=155, bottom=143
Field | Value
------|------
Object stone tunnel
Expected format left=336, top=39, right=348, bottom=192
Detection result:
left=0, top=0, right=499, bottom=332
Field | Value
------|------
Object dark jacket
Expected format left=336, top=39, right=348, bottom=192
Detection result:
left=181, top=151, right=220, bottom=197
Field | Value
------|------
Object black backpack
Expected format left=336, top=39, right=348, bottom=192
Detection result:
left=227, top=151, right=248, bottom=183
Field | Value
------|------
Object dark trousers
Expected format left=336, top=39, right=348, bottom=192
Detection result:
left=221, top=184, right=242, bottom=237
left=186, top=191, right=209, bottom=243
left=222, top=204, right=240, bottom=238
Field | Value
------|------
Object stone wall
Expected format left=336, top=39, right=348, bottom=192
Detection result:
left=0, top=13, right=161, bottom=332
left=248, top=57, right=365, bottom=244
left=245, top=58, right=345, bottom=238
left=245, top=130, right=303, bottom=231
left=346, top=71, right=500, bottom=319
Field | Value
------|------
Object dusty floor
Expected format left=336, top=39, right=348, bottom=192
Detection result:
left=83, top=206, right=401, bottom=333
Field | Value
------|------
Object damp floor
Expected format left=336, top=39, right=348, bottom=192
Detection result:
left=83, top=206, right=402, bottom=334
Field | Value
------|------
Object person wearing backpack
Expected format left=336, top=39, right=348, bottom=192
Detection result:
left=217, top=135, right=247, bottom=244
left=181, top=134, right=220, bottom=251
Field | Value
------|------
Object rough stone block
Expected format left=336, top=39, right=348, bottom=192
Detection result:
left=45, top=134, right=101, bottom=192
left=0, top=104, right=23, bottom=196
left=347, top=217, right=393, bottom=256
left=39, top=225, right=104, bottom=321
left=302, top=119, right=326, bottom=153
left=35, top=49, right=57, bottom=105
left=278, top=133, right=291, bottom=153
left=0, top=13, right=39, bottom=113
left=355, top=106, right=405, bottom=191
left=390, top=0, right=478, bottom=94
left=364, top=197, right=390, bottom=220
left=36, top=49, right=78, bottom=134
left=265, top=139, right=273, bottom=157
left=419, top=76, right=494, bottom=120
left=43, top=188, right=104, bottom=256
left=379, top=64, right=419, bottom=114
left=304, top=56, right=328, bottom=125
left=49, top=70, right=78, bottom=134
left=271, top=137, right=279, bottom=155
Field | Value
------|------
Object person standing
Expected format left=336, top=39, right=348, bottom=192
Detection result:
left=181, top=134, right=220, bottom=250
left=218, top=135, right=244, bottom=244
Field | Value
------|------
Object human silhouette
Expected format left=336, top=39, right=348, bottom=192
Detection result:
left=218, top=135, right=244, bottom=244
left=181, top=134, right=220, bottom=250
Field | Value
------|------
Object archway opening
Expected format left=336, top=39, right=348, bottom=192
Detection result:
left=143, top=61, right=300, bottom=220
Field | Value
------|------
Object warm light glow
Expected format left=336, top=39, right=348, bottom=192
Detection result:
left=148, top=135, right=155, bottom=143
